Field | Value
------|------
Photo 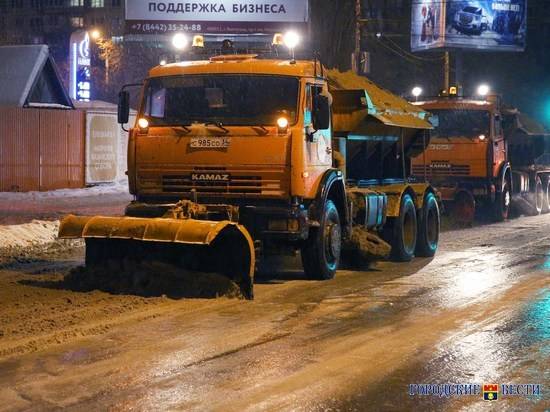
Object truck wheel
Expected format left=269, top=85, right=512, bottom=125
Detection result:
left=543, top=178, right=550, bottom=214
left=301, top=200, right=341, bottom=280
left=389, top=194, right=417, bottom=262
left=452, top=190, right=475, bottom=225
left=534, top=176, right=544, bottom=215
left=493, top=181, right=511, bottom=222
left=416, top=192, right=440, bottom=257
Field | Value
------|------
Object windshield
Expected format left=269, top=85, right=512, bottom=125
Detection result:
left=431, top=109, right=490, bottom=138
left=463, top=7, right=480, bottom=14
left=142, top=75, right=299, bottom=126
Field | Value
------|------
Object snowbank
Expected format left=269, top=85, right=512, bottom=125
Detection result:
left=0, top=220, right=59, bottom=249
left=1, top=181, right=128, bottom=200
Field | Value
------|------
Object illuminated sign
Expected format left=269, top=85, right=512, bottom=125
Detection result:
left=70, top=31, right=92, bottom=102
left=411, top=1, right=527, bottom=52
left=125, top=0, right=309, bottom=34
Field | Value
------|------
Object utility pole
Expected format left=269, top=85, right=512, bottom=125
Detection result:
left=444, top=51, right=450, bottom=91
left=455, top=50, right=463, bottom=94
left=353, top=0, right=361, bottom=74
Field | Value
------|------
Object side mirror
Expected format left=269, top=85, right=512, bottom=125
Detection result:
left=429, top=114, right=439, bottom=128
left=313, top=95, right=330, bottom=131
left=118, top=90, right=130, bottom=125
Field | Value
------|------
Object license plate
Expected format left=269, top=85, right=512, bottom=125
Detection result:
left=190, top=137, right=231, bottom=149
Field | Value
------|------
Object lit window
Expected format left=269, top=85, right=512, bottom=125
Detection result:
left=71, top=17, right=84, bottom=27
left=91, top=0, right=104, bottom=7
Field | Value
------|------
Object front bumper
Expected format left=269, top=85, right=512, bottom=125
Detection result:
left=436, top=180, right=496, bottom=202
left=125, top=201, right=310, bottom=242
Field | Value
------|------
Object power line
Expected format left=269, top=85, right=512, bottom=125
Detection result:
left=384, top=35, right=446, bottom=61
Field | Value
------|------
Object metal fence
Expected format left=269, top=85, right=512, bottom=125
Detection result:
left=0, top=107, right=85, bottom=192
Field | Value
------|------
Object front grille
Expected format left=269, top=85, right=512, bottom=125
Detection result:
left=459, top=13, right=473, bottom=24
left=162, top=174, right=263, bottom=194
left=412, top=164, right=471, bottom=177
left=152, top=167, right=285, bottom=196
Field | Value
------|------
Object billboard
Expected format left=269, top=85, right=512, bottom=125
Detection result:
left=411, top=0, right=446, bottom=51
left=125, top=0, right=309, bottom=35
left=411, top=1, right=527, bottom=52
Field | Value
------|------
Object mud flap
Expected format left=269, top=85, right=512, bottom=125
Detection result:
left=59, top=215, right=255, bottom=299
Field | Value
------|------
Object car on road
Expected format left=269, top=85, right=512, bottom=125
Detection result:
left=453, top=6, right=489, bottom=35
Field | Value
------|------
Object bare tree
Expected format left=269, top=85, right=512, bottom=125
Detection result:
left=310, top=0, right=356, bottom=70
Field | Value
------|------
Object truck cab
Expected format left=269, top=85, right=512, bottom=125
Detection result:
left=411, top=97, right=510, bottom=221
left=412, top=94, right=550, bottom=222
left=453, top=6, right=489, bottom=34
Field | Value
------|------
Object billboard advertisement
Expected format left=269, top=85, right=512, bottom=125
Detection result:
left=125, top=0, right=309, bottom=35
left=411, top=1, right=527, bottom=52
left=411, top=0, right=446, bottom=51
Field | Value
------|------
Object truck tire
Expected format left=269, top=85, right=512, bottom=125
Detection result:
left=301, top=200, right=341, bottom=280
left=452, top=190, right=475, bottom=225
left=389, top=194, right=417, bottom=262
left=543, top=177, right=550, bottom=214
left=493, top=181, right=511, bottom=222
left=416, top=192, right=440, bottom=257
left=533, top=176, right=544, bottom=215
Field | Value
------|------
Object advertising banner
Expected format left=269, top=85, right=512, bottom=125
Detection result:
left=411, top=0, right=446, bottom=51
left=411, top=0, right=527, bottom=52
left=125, top=0, right=309, bottom=35
left=86, top=113, right=119, bottom=184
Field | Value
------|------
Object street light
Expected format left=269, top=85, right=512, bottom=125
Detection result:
left=172, top=33, right=188, bottom=50
left=477, top=84, right=490, bottom=97
left=90, top=29, right=101, bottom=41
left=412, top=86, right=423, bottom=101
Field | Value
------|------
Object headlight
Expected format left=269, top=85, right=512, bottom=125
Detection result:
left=137, top=118, right=149, bottom=132
left=277, top=117, right=289, bottom=134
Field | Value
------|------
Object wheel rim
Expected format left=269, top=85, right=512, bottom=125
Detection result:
left=501, top=185, right=511, bottom=219
left=324, top=219, right=341, bottom=266
left=504, top=189, right=511, bottom=208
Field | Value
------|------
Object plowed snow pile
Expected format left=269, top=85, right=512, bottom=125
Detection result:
left=65, top=262, right=243, bottom=299
left=0, top=220, right=58, bottom=248
left=0, top=220, right=81, bottom=264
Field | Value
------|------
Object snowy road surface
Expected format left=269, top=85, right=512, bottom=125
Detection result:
left=0, top=183, right=131, bottom=225
left=0, top=214, right=548, bottom=411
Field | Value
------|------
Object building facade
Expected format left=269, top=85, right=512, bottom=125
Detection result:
left=0, top=0, right=124, bottom=54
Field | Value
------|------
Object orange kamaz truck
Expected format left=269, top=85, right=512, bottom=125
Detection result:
left=59, top=56, right=440, bottom=298
left=411, top=93, right=550, bottom=223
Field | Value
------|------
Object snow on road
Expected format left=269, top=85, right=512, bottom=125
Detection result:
left=0, top=220, right=59, bottom=249
left=0, top=184, right=129, bottom=259
left=0, top=182, right=132, bottom=225
left=0, top=181, right=128, bottom=201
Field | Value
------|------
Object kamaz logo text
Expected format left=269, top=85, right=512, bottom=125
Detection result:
left=191, top=173, right=230, bottom=182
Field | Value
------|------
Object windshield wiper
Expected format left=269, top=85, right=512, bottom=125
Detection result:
left=257, top=125, right=269, bottom=133
left=171, top=125, right=191, bottom=133
left=204, top=122, right=229, bottom=134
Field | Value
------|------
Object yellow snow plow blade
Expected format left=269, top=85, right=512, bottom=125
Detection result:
left=58, top=215, right=256, bottom=299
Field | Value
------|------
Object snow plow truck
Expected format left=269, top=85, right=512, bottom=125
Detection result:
left=411, top=92, right=550, bottom=223
left=59, top=56, right=440, bottom=299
